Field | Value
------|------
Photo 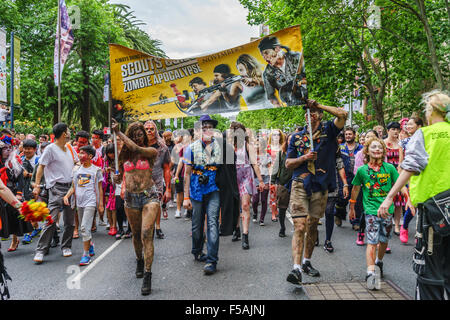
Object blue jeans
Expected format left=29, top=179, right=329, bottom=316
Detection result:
left=191, top=191, right=220, bottom=265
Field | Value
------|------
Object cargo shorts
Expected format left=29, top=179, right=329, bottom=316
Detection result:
left=289, top=180, right=328, bottom=219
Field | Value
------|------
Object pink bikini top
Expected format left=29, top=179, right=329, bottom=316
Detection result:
left=124, top=159, right=151, bottom=172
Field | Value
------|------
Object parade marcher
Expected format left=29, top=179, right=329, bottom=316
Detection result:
left=20, top=139, right=41, bottom=245
left=102, top=144, right=118, bottom=236
left=285, top=99, right=347, bottom=285
left=112, top=119, right=158, bottom=295
left=373, top=125, right=386, bottom=140
left=323, top=146, right=348, bottom=253
left=63, top=145, right=104, bottom=266
left=174, top=129, right=194, bottom=220
left=0, top=178, right=25, bottom=300
left=229, top=121, right=265, bottom=250
left=0, top=137, right=30, bottom=252
left=398, top=117, right=423, bottom=244
left=32, top=123, right=78, bottom=264
left=378, top=90, right=450, bottom=300
left=183, top=115, right=223, bottom=274
left=144, top=121, right=171, bottom=239
left=217, top=130, right=240, bottom=237
left=335, top=126, right=363, bottom=229
left=384, top=121, right=405, bottom=235
left=270, top=132, right=293, bottom=237
left=252, top=136, right=271, bottom=226
left=268, top=129, right=285, bottom=222
left=353, top=130, right=379, bottom=246
left=350, top=137, right=412, bottom=290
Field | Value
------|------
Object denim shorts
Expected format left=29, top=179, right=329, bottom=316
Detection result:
left=124, top=185, right=160, bottom=209
left=365, top=214, right=393, bottom=245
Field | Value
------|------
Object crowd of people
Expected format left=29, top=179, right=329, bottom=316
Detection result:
left=0, top=90, right=449, bottom=300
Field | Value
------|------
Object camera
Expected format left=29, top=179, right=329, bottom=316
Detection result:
left=198, top=174, right=209, bottom=185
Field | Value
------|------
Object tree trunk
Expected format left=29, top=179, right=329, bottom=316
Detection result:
left=81, top=58, right=90, bottom=132
left=416, top=0, right=446, bottom=90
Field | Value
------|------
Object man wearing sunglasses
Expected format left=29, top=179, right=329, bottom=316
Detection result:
left=183, top=115, right=222, bottom=275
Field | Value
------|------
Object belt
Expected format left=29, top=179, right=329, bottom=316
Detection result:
left=55, top=182, right=72, bottom=187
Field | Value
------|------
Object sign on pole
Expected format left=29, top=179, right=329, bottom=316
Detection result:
left=0, top=29, right=6, bottom=103
left=13, top=36, right=20, bottom=106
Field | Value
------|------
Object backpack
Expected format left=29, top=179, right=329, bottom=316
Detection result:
left=421, top=189, right=450, bottom=237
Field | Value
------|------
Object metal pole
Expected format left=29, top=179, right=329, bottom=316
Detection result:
left=113, top=132, right=119, bottom=175
left=57, top=0, right=61, bottom=123
left=349, top=92, right=353, bottom=127
left=10, top=32, right=14, bottom=129
left=306, top=108, right=314, bottom=151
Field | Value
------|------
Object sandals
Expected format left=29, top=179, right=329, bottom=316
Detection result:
left=73, top=230, right=79, bottom=239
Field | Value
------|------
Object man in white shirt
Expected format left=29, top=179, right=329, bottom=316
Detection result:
left=32, top=123, right=79, bottom=264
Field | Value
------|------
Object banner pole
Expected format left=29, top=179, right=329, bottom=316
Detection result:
left=10, top=32, right=14, bottom=129
left=57, top=0, right=61, bottom=123
left=307, top=108, right=314, bottom=151
left=113, top=131, right=119, bottom=175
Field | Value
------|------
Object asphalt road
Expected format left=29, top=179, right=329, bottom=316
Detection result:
left=2, top=204, right=417, bottom=300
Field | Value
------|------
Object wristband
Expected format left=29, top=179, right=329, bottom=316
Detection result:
left=343, top=184, right=349, bottom=187
left=12, top=201, right=21, bottom=209
left=349, top=199, right=356, bottom=204
left=184, top=197, right=190, bottom=200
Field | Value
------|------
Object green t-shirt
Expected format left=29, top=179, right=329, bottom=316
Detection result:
left=352, top=162, right=399, bottom=216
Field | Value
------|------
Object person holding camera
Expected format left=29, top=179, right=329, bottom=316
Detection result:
left=285, top=99, right=347, bottom=285
left=378, top=90, right=450, bottom=300
left=183, top=115, right=222, bottom=275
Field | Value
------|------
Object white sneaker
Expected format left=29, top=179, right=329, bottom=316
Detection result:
left=33, top=252, right=44, bottom=264
left=175, top=210, right=181, bottom=219
left=98, top=220, right=107, bottom=227
left=62, top=248, right=72, bottom=257
left=168, top=201, right=175, bottom=208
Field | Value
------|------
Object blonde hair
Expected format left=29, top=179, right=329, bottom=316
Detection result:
left=421, top=90, right=450, bottom=122
left=363, top=137, right=386, bottom=164
left=268, top=129, right=286, bottom=147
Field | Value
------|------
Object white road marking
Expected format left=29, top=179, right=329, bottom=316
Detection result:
left=73, top=239, right=123, bottom=283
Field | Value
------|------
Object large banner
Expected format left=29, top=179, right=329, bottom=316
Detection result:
left=109, top=25, right=306, bottom=122
left=0, top=29, right=6, bottom=103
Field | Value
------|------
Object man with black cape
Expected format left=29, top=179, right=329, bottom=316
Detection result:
left=216, top=131, right=240, bottom=236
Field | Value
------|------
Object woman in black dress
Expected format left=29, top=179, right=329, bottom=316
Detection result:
left=0, top=139, right=31, bottom=252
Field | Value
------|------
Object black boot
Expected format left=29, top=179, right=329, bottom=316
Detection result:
left=136, top=259, right=144, bottom=278
left=232, top=227, right=241, bottom=242
left=242, top=233, right=249, bottom=250
left=141, top=272, right=152, bottom=295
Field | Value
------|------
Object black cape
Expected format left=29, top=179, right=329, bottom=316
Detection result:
left=216, top=138, right=240, bottom=236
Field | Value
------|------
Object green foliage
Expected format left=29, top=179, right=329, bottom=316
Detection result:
left=239, top=0, right=449, bottom=129
left=0, top=0, right=165, bottom=131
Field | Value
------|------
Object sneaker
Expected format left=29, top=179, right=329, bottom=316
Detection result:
left=62, top=248, right=72, bottom=257
left=155, top=229, right=165, bottom=239
left=30, top=228, right=42, bottom=238
left=116, top=229, right=125, bottom=240
left=323, top=240, right=334, bottom=253
left=88, top=243, right=95, bottom=257
left=109, top=227, right=117, bottom=236
left=334, top=216, right=342, bottom=227
left=203, top=263, right=217, bottom=275
left=259, top=221, right=265, bottom=226
left=400, top=226, right=408, bottom=243
left=33, top=252, right=44, bottom=264
left=194, top=253, right=207, bottom=262
left=279, top=229, right=286, bottom=238
left=124, top=229, right=132, bottom=239
left=385, top=247, right=392, bottom=254
left=356, top=232, right=365, bottom=246
left=252, top=214, right=257, bottom=223
left=22, top=234, right=32, bottom=245
left=79, top=255, right=91, bottom=266
left=286, top=269, right=302, bottom=285
left=375, top=260, right=384, bottom=279
left=98, top=220, right=107, bottom=227
left=175, top=210, right=181, bottom=219
left=168, top=201, right=175, bottom=208
left=301, top=261, right=320, bottom=277
left=366, top=272, right=381, bottom=290
left=162, top=208, right=168, bottom=220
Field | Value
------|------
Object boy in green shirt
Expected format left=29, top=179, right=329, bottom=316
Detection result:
left=349, top=137, right=412, bottom=290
